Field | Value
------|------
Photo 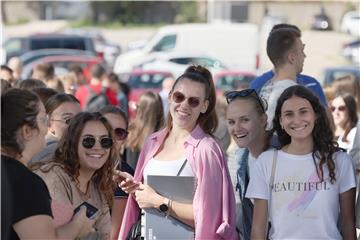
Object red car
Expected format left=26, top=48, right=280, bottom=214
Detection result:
left=126, top=69, right=173, bottom=119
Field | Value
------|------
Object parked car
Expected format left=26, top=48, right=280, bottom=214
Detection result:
left=4, top=34, right=97, bottom=62
left=341, top=11, right=360, bottom=36
left=126, top=69, right=173, bottom=119
left=322, top=66, right=360, bottom=86
left=21, top=54, right=104, bottom=81
left=311, top=13, right=332, bottom=31
left=137, top=51, right=227, bottom=78
left=342, top=39, right=360, bottom=64
left=214, top=70, right=256, bottom=93
left=62, top=29, right=121, bottom=67
left=114, top=23, right=260, bottom=76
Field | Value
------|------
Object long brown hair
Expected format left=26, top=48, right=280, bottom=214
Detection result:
left=126, top=91, right=164, bottom=152
left=37, top=112, right=117, bottom=204
left=273, top=85, right=338, bottom=184
left=167, top=65, right=218, bottom=135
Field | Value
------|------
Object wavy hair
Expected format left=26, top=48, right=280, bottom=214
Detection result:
left=37, top=112, right=117, bottom=204
left=167, top=65, right=218, bottom=135
left=273, top=85, right=339, bottom=183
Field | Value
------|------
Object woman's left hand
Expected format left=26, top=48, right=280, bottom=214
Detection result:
left=134, top=184, right=163, bottom=209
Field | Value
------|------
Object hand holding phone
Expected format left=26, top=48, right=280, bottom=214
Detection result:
left=114, top=170, right=140, bottom=194
left=74, top=202, right=99, bottom=219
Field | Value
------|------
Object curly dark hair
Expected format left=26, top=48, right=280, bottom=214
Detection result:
left=273, top=85, right=339, bottom=184
left=52, top=112, right=117, bottom=204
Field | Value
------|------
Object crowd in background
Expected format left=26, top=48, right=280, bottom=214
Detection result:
left=1, top=23, right=359, bottom=240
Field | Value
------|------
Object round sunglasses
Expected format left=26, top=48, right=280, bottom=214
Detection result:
left=114, top=128, right=128, bottom=141
left=172, top=91, right=201, bottom=108
left=82, top=136, right=113, bottom=149
left=225, top=89, right=267, bottom=113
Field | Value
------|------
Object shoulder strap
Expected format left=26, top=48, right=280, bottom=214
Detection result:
left=176, top=159, right=187, bottom=176
left=270, top=149, right=278, bottom=190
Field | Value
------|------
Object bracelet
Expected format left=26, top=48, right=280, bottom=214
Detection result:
left=166, top=199, right=172, bottom=217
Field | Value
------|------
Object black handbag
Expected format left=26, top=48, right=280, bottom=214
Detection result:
left=126, top=219, right=141, bottom=240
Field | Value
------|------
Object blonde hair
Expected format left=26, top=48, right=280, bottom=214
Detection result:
left=46, top=77, right=64, bottom=93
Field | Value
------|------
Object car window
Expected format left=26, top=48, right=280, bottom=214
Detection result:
left=128, top=73, right=169, bottom=88
left=169, top=57, right=192, bottom=65
left=191, top=57, right=224, bottom=69
left=30, top=38, right=87, bottom=51
left=215, top=75, right=255, bottom=90
left=5, top=38, right=24, bottom=52
left=152, top=35, right=177, bottom=52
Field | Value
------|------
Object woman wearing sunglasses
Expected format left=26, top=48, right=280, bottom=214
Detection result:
left=125, top=91, right=165, bottom=170
left=99, top=106, right=134, bottom=239
left=2, top=89, right=92, bottom=239
left=246, top=86, right=356, bottom=239
left=225, top=89, right=273, bottom=240
left=116, top=65, right=236, bottom=239
left=30, top=93, right=81, bottom=164
left=34, top=112, right=118, bottom=239
left=330, top=92, right=358, bottom=153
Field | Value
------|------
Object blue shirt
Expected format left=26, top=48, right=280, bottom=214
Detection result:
left=250, top=70, right=327, bottom=106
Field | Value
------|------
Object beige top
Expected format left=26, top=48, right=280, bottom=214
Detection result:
left=34, top=163, right=111, bottom=239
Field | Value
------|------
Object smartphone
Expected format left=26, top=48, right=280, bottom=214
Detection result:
left=73, top=202, right=98, bottom=219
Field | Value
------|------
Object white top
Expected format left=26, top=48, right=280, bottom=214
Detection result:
left=143, top=157, right=194, bottom=183
left=337, top=127, right=357, bottom=153
left=260, top=79, right=297, bottom=130
left=246, top=149, right=356, bottom=240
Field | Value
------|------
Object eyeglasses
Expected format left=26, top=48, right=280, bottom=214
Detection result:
left=51, top=118, right=72, bottom=125
left=330, top=105, right=346, bottom=112
left=114, top=128, right=128, bottom=141
left=38, top=114, right=49, bottom=125
left=82, top=136, right=113, bottom=149
left=172, top=91, right=201, bottom=108
left=225, top=89, right=266, bottom=113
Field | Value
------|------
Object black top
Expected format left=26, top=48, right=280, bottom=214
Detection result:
left=125, top=148, right=140, bottom=170
left=1, top=155, right=52, bottom=240
left=114, top=160, right=135, bottom=198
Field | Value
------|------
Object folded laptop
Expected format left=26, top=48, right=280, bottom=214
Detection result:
left=145, top=175, right=195, bottom=240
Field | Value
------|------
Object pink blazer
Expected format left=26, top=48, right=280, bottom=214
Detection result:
left=119, top=125, right=237, bottom=239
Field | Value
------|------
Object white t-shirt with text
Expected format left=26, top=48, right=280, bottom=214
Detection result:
left=246, top=149, right=356, bottom=240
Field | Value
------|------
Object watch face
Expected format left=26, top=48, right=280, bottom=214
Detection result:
left=159, top=203, right=169, bottom=212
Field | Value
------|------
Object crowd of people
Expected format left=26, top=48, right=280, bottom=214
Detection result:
left=1, top=23, right=359, bottom=240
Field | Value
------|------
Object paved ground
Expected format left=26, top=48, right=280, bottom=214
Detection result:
left=3, top=20, right=356, bottom=81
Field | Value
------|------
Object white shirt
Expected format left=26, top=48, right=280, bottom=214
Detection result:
left=337, top=127, right=357, bottom=153
left=246, top=149, right=356, bottom=240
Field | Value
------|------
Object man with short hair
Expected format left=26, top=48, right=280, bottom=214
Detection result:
left=75, top=64, right=118, bottom=110
left=251, top=24, right=327, bottom=107
left=258, top=26, right=305, bottom=128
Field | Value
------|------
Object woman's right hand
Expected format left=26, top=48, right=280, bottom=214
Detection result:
left=72, top=206, right=96, bottom=237
left=113, top=170, right=140, bottom=194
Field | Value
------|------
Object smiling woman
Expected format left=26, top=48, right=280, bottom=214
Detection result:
left=33, top=112, right=118, bottom=239
left=246, top=85, right=356, bottom=240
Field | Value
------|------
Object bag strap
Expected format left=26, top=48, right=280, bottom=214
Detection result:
left=176, top=159, right=187, bottom=176
left=267, top=149, right=278, bottom=236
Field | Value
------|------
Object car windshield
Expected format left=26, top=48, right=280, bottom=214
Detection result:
left=128, top=73, right=169, bottom=88
left=215, top=75, right=255, bottom=90
left=30, top=38, right=87, bottom=50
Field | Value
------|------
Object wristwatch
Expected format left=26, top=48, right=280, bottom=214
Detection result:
left=159, top=198, right=170, bottom=213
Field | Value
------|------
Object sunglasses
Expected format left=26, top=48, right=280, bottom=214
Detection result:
left=51, top=118, right=72, bottom=125
left=225, top=89, right=266, bottom=113
left=82, top=136, right=113, bottom=149
left=114, top=128, right=128, bottom=141
left=330, top=105, right=346, bottom=112
left=172, top=91, right=201, bottom=108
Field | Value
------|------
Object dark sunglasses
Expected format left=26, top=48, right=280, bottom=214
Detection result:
left=330, top=105, right=346, bottom=112
left=114, top=128, right=128, bottom=141
left=172, top=91, right=201, bottom=108
left=82, top=136, right=113, bottom=149
left=225, top=89, right=266, bottom=113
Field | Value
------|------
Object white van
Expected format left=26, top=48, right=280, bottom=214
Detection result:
left=113, top=23, right=260, bottom=77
